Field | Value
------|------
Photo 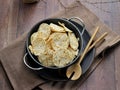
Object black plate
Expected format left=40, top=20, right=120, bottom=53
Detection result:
left=25, top=21, right=95, bottom=81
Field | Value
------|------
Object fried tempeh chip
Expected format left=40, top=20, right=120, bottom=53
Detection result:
left=50, top=32, right=69, bottom=50
left=58, top=22, right=72, bottom=32
left=68, top=47, right=78, bottom=60
left=68, top=32, right=79, bottom=50
left=53, top=49, right=72, bottom=67
left=38, top=52, right=54, bottom=67
left=30, top=32, right=38, bottom=45
left=50, top=23, right=65, bottom=32
left=32, top=38, right=46, bottom=56
left=28, top=45, right=34, bottom=54
left=38, top=23, right=51, bottom=40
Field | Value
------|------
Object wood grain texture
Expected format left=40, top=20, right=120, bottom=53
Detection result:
left=0, top=0, right=119, bottom=90
left=79, top=0, right=120, bottom=90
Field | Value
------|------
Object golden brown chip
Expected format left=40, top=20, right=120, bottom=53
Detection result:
left=38, top=43, right=55, bottom=67
left=46, top=33, right=55, bottom=44
left=75, top=49, right=79, bottom=55
left=30, top=32, right=38, bottom=45
left=68, top=32, right=79, bottom=50
left=46, top=40, right=52, bottom=50
left=28, top=45, right=34, bottom=54
left=50, top=23, right=65, bottom=32
left=58, top=22, right=72, bottom=32
left=68, top=47, right=78, bottom=60
left=38, top=23, right=51, bottom=40
left=53, top=49, right=72, bottom=67
left=50, top=32, right=69, bottom=50
left=32, top=38, right=46, bottom=56
left=38, top=50, right=54, bottom=67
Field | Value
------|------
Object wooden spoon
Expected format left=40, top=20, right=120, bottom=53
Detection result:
left=66, top=26, right=99, bottom=80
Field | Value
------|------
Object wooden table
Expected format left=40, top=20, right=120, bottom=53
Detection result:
left=0, top=0, right=120, bottom=90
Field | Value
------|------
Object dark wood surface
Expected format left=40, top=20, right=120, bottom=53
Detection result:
left=0, top=0, right=120, bottom=90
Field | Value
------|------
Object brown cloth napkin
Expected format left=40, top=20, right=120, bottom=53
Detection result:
left=0, top=1, right=120, bottom=90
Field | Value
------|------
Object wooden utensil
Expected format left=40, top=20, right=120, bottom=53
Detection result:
left=66, top=26, right=99, bottom=80
left=87, top=32, right=108, bottom=53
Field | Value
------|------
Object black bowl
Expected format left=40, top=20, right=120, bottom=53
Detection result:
left=26, top=18, right=83, bottom=70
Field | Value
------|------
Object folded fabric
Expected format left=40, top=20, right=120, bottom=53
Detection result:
left=0, top=1, right=120, bottom=90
